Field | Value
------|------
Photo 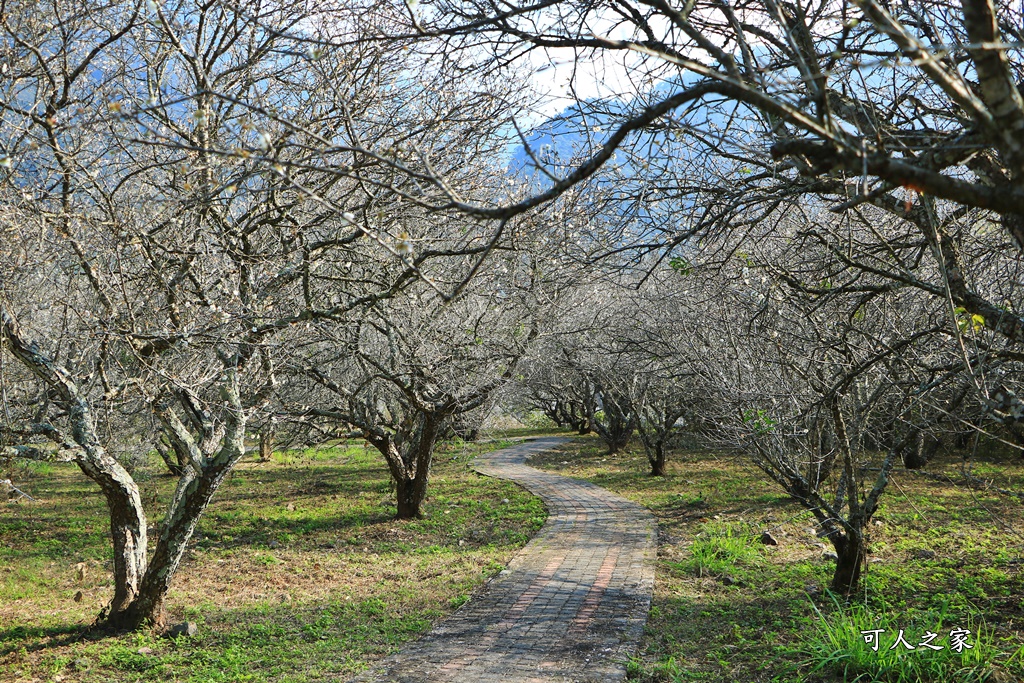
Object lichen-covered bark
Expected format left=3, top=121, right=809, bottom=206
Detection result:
left=2, top=307, right=148, bottom=614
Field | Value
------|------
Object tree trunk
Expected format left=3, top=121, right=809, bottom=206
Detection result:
left=109, top=421, right=247, bottom=630
left=395, top=476, right=425, bottom=519
left=604, top=426, right=633, bottom=454
left=829, top=532, right=865, bottom=596
left=259, top=424, right=274, bottom=462
left=368, top=413, right=441, bottom=520
left=68, top=414, right=148, bottom=618
left=649, top=443, right=667, bottom=476
left=89, top=465, right=148, bottom=616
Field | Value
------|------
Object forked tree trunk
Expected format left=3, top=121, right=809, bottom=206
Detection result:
left=105, top=391, right=249, bottom=631
left=110, top=428, right=246, bottom=630
left=368, top=414, right=442, bottom=520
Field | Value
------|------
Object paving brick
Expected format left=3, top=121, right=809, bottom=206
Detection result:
left=348, top=437, right=656, bottom=683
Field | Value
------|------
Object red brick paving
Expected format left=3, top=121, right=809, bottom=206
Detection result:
left=350, top=437, right=657, bottom=682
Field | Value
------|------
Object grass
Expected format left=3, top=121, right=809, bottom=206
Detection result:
left=802, top=593, right=1023, bottom=682
left=0, top=438, right=548, bottom=682
left=678, top=521, right=764, bottom=578
left=529, top=436, right=1024, bottom=683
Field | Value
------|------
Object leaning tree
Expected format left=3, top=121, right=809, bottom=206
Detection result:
left=0, top=0, right=521, bottom=629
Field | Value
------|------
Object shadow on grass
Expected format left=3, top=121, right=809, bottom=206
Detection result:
left=0, top=623, right=94, bottom=657
left=1, top=588, right=459, bottom=680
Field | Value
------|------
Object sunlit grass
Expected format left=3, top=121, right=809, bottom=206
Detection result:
left=0, top=438, right=546, bottom=682
left=532, top=435, right=1024, bottom=683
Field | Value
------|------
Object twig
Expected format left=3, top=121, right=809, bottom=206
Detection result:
left=1, top=478, right=37, bottom=501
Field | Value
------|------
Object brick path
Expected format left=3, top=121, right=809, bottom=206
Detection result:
left=351, top=437, right=657, bottom=683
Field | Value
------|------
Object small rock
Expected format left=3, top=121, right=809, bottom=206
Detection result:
left=458, top=540, right=465, bottom=547
left=712, top=514, right=722, bottom=520
left=501, top=498, right=510, bottom=504
left=913, top=549, right=936, bottom=559
left=73, top=658, right=90, bottom=670
left=873, top=520, right=884, bottom=527
left=822, top=551, right=839, bottom=561
left=760, top=531, right=778, bottom=546
left=137, top=647, right=153, bottom=655
left=168, top=621, right=198, bottom=638
left=73, top=590, right=83, bottom=603
left=269, top=540, right=280, bottom=549
left=286, top=502, right=295, bottom=511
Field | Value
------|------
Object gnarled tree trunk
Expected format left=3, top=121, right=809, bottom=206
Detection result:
left=109, top=421, right=247, bottom=630
left=76, top=439, right=148, bottom=616
left=368, top=413, right=442, bottom=520
left=106, top=379, right=252, bottom=630
left=648, top=443, right=667, bottom=476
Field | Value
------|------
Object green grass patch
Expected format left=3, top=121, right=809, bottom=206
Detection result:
left=676, top=521, right=763, bottom=578
left=0, top=437, right=547, bottom=682
left=533, top=435, right=1024, bottom=683
left=800, top=593, right=1024, bottom=682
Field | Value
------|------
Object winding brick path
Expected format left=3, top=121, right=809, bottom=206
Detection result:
left=351, top=437, right=657, bottom=683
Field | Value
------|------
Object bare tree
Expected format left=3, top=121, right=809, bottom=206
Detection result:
left=0, top=0, right=521, bottom=629
left=283, top=250, right=542, bottom=518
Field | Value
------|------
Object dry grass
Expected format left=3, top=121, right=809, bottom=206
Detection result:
left=1, top=438, right=548, bottom=682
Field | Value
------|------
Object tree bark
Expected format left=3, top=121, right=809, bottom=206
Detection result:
left=829, top=531, right=865, bottom=596
left=83, top=458, right=148, bottom=615
left=259, top=424, right=275, bottom=462
left=649, top=443, right=667, bottom=476
left=368, top=413, right=442, bottom=520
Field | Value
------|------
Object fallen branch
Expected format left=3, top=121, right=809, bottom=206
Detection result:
left=1, top=478, right=37, bottom=502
